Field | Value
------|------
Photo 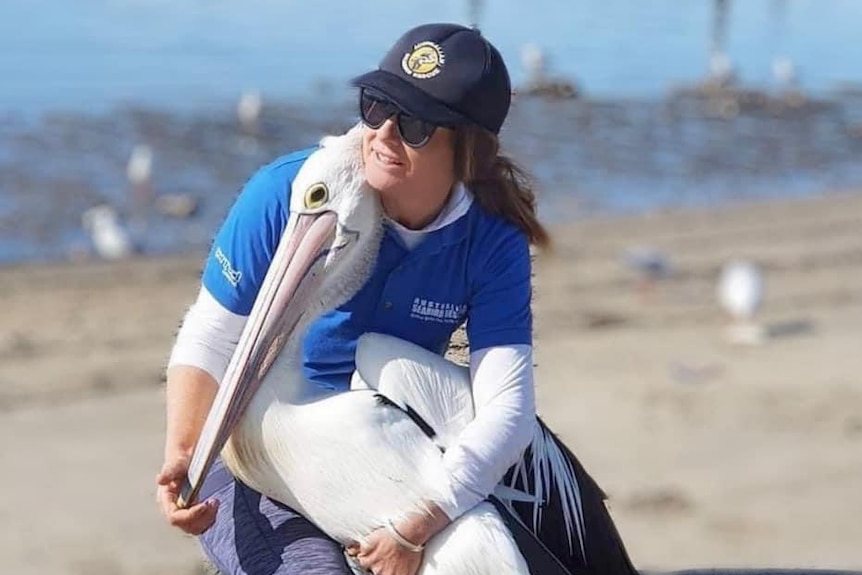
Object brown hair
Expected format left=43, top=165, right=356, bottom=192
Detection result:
left=453, top=125, right=550, bottom=249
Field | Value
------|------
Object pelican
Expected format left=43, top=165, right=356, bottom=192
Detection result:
left=182, top=125, right=620, bottom=575
left=717, top=259, right=766, bottom=345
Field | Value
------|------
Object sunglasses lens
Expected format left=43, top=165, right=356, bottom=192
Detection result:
left=397, top=115, right=434, bottom=148
left=359, top=88, right=437, bottom=148
left=360, top=90, right=396, bottom=128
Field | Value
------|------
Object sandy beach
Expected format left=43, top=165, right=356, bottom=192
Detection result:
left=1, top=191, right=861, bottom=574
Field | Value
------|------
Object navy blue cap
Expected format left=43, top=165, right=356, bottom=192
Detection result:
left=351, top=23, right=512, bottom=134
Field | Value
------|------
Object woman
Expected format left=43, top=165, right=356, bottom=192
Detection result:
left=157, top=23, right=628, bottom=575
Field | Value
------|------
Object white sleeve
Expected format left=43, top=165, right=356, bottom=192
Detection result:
left=437, top=344, right=536, bottom=520
left=167, top=287, right=248, bottom=384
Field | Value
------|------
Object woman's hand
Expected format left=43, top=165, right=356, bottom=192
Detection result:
left=155, top=453, right=219, bottom=535
left=345, top=503, right=450, bottom=574
left=346, top=528, right=423, bottom=575
left=159, top=366, right=220, bottom=535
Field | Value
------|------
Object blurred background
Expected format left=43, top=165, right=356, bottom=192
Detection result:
left=0, top=0, right=860, bottom=574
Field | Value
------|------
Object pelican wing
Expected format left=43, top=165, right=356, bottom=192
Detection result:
left=351, top=332, right=638, bottom=575
left=500, top=419, right=638, bottom=575
left=351, top=332, right=475, bottom=449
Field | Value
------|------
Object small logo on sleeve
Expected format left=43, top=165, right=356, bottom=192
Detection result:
left=410, top=298, right=466, bottom=324
left=214, top=246, right=242, bottom=287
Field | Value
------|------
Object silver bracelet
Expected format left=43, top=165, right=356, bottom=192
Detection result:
left=384, top=519, right=425, bottom=553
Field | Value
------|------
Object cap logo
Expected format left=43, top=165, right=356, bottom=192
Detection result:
left=401, top=41, right=445, bottom=79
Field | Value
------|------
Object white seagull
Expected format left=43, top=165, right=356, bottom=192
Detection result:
left=181, top=125, right=607, bottom=575
left=772, top=57, right=797, bottom=91
left=521, top=43, right=547, bottom=86
left=81, top=204, right=135, bottom=261
left=126, top=144, right=153, bottom=187
left=707, top=0, right=736, bottom=88
left=237, top=90, right=263, bottom=134
left=717, top=259, right=766, bottom=344
left=127, top=144, right=154, bottom=227
left=770, top=0, right=798, bottom=93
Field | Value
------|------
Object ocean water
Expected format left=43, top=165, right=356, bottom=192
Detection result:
left=3, top=0, right=862, bottom=113
left=1, top=0, right=862, bottom=263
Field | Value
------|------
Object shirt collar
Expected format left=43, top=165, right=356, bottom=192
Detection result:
left=384, top=182, right=473, bottom=250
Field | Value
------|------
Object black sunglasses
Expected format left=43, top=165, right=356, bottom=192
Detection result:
left=359, top=88, right=439, bottom=148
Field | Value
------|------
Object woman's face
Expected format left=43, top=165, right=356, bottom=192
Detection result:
left=361, top=119, right=455, bottom=201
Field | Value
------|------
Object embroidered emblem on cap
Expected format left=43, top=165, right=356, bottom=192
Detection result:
left=401, top=41, right=445, bottom=79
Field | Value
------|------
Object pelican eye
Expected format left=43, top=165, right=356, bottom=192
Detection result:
left=304, top=184, right=329, bottom=209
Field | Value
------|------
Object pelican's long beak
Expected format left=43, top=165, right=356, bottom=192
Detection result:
left=180, top=210, right=342, bottom=507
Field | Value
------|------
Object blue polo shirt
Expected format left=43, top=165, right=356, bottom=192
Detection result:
left=202, top=150, right=533, bottom=390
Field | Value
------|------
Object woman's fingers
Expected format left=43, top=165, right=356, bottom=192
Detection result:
left=167, top=498, right=220, bottom=535
left=156, top=456, right=189, bottom=485
left=356, top=551, right=373, bottom=571
left=155, top=455, right=218, bottom=535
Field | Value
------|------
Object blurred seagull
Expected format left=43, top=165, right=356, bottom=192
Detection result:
left=772, top=57, right=797, bottom=91
left=707, top=0, right=736, bottom=88
left=770, top=0, right=798, bottom=93
left=237, top=90, right=263, bottom=135
left=466, top=0, right=485, bottom=29
left=717, top=259, right=766, bottom=344
left=708, top=52, right=736, bottom=87
left=521, top=43, right=547, bottom=86
left=155, top=193, right=199, bottom=219
left=127, top=144, right=154, bottom=227
left=81, top=204, right=135, bottom=261
left=623, top=246, right=673, bottom=301
left=518, top=43, right=579, bottom=99
left=237, top=90, right=264, bottom=154
left=127, top=144, right=153, bottom=191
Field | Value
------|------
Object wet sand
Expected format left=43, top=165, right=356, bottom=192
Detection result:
left=1, top=192, right=861, bottom=574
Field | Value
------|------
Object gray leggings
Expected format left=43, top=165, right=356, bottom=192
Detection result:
left=198, top=459, right=352, bottom=575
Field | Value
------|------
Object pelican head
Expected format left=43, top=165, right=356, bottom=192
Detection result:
left=188, top=124, right=384, bottom=483
left=275, top=125, right=383, bottom=335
